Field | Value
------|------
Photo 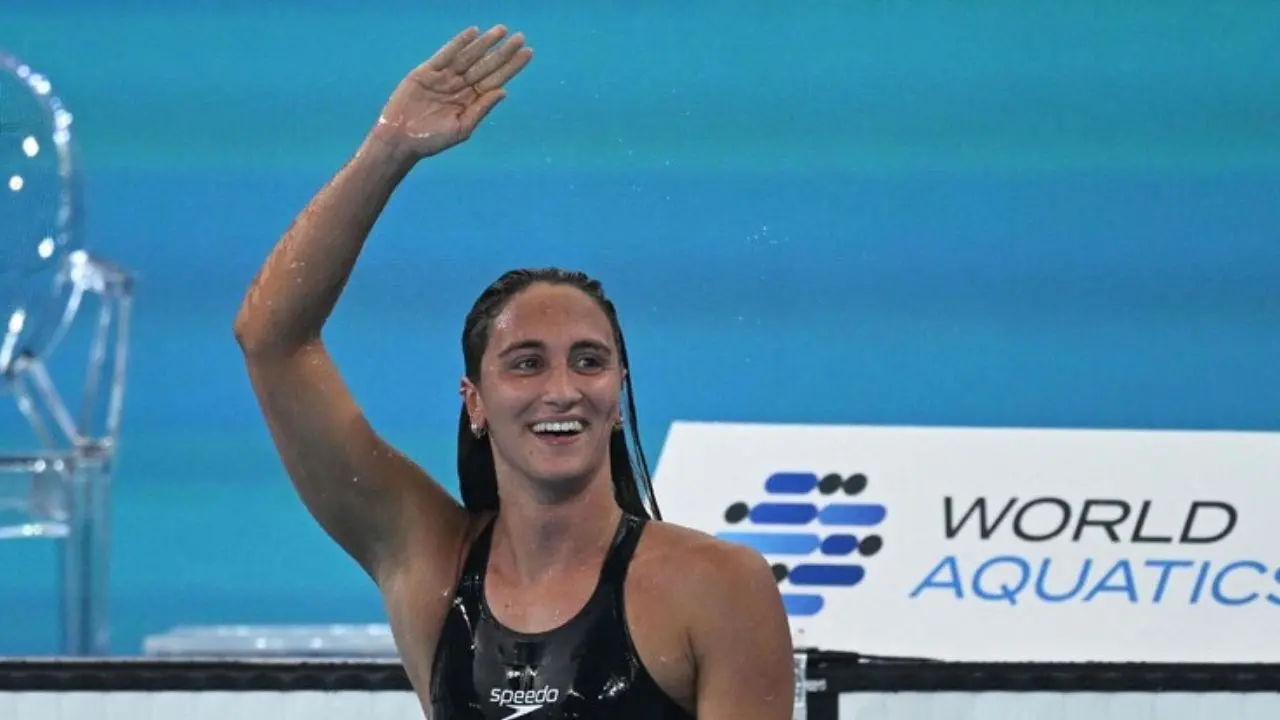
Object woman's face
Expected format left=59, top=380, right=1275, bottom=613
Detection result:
left=462, top=282, right=623, bottom=500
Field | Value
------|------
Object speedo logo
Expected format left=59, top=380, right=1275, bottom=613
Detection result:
left=490, top=687, right=561, bottom=719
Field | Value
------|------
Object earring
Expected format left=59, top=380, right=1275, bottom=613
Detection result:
left=471, top=423, right=486, bottom=438
left=613, top=416, right=624, bottom=432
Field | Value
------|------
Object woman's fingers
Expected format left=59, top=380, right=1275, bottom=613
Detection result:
left=423, top=26, right=481, bottom=71
left=459, top=89, right=507, bottom=135
left=411, top=25, right=530, bottom=96
left=472, top=46, right=534, bottom=93
left=463, top=31, right=525, bottom=86
left=450, top=25, right=510, bottom=73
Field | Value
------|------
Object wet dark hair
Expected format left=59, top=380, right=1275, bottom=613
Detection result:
left=457, top=268, right=661, bottom=520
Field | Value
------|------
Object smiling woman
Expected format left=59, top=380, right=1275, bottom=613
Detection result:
left=232, top=24, right=795, bottom=720
left=455, top=268, right=656, bottom=519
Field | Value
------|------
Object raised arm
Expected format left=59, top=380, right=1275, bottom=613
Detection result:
left=232, top=25, right=533, bottom=586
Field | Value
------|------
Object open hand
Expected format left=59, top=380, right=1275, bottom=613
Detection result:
left=374, top=25, right=533, bottom=160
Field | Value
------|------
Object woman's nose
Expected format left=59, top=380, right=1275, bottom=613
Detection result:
left=541, top=363, right=583, bottom=404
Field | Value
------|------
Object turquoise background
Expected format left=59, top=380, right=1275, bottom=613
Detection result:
left=0, top=1, right=1277, bottom=655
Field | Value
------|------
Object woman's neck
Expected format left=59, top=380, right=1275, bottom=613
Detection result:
left=490, top=475, right=623, bottom=586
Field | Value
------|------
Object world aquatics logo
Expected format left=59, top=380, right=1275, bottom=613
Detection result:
left=717, top=471, right=887, bottom=617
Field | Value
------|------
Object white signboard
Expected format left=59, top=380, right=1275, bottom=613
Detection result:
left=652, top=421, right=1280, bottom=662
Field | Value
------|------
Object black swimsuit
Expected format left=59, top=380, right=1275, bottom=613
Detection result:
left=429, top=513, right=694, bottom=719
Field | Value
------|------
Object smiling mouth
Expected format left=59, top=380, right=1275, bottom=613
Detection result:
left=529, top=419, right=587, bottom=438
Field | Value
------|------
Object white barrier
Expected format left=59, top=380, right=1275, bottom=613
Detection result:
left=1, top=688, right=1275, bottom=719
left=652, top=421, right=1280, bottom=662
left=837, top=693, right=1280, bottom=719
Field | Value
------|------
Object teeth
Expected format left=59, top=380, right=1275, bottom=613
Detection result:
left=532, top=420, right=584, bottom=434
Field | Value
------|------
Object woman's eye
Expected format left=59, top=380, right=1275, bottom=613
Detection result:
left=513, top=356, right=541, bottom=371
left=510, top=355, right=606, bottom=372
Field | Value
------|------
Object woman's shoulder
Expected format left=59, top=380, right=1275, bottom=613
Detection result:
left=631, top=519, right=779, bottom=603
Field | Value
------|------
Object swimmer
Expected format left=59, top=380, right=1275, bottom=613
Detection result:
left=233, top=25, right=794, bottom=719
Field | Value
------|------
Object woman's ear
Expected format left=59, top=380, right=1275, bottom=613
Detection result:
left=460, top=376, right=485, bottom=431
